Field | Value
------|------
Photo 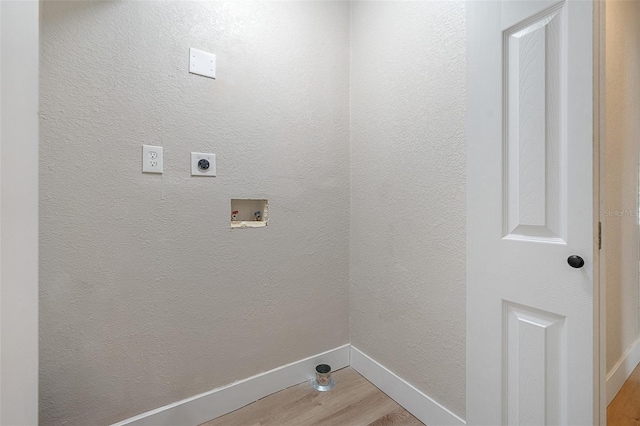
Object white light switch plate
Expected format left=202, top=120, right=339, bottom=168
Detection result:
left=142, top=145, right=163, bottom=173
left=189, top=48, right=216, bottom=79
left=191, top=152, right=216, bottom=177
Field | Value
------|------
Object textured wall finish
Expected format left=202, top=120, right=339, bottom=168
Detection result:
left=605, top=0, right=640, bottom=374
left=39, top=2, right=350, bottom=424
left=349, top=1, right=466, bottom=418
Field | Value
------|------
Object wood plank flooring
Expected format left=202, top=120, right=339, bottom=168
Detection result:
left=608, top=362, right=640, bottom=425
left=200, top=368, right=424, bottom=426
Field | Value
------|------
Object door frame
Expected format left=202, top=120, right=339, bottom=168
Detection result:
left=594, top=0, right=606, bottom=423
left=0, top=1, right=39, bottom=424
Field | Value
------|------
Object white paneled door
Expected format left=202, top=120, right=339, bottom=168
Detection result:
left=467, top=1, right=596, bottom=425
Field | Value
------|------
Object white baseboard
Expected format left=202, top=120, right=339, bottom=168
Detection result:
left=112, top=344, right=465, bottom=426
left=350, top=346, right=465, bottom=426
left=606, top=335, right=640, bottom=406
left=111, top=344, right=350, bottom=426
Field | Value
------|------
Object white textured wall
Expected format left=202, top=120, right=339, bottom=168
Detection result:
left=39, top=2, right=350, bottom=424
left=349, top=1, right=467, bottom=418
left=1, top=2, right=39, bottom=424
left=605, top=0, right=640, bottom=374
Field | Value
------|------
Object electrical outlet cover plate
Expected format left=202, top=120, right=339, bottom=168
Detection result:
left=191, top=152, right=216, bottom=177
left=189, top=48, right=216, bottom=79
left=142, top=145, right=163, bottom=173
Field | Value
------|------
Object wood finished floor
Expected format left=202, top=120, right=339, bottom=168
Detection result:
left=200, top=368, right=424, bottom=426
left=608, top=362, right=640, bottom=425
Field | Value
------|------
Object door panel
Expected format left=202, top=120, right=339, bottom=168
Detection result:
left=505, top=301, right=566, bottom=425
left=467, top=1, right=595, bottom=424
left=505, top=5, right=565, bottom=243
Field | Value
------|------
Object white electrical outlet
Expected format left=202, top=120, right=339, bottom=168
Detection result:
left=142, top=145, right=163, bottom=173
left=191, top=152, right=216, bottom=177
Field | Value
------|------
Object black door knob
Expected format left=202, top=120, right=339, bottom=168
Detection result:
left=567, top=255, right=584, bottom=268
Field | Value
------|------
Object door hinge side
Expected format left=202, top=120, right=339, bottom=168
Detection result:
left=598, top=221, right=602, bottom=250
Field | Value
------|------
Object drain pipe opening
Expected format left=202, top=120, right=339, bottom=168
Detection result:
left=312, top=364, right=335, bottom=391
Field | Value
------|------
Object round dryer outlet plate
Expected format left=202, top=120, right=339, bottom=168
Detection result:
left=191, top=152, right=216, bottom=176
